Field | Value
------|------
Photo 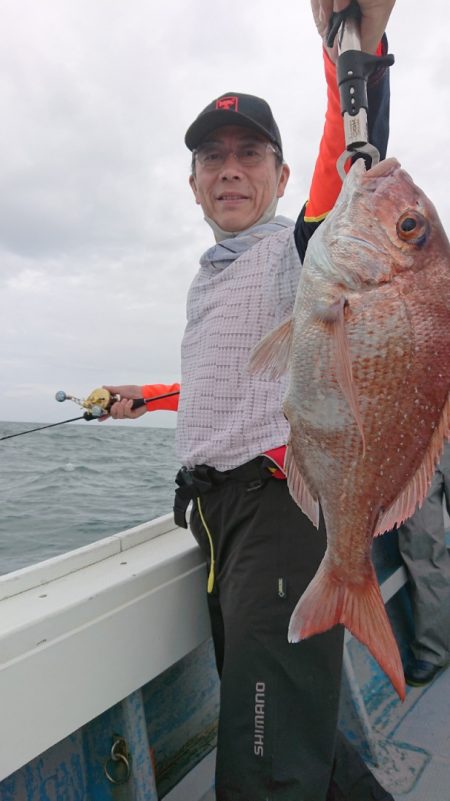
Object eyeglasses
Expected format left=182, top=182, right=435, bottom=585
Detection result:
left=193, top=141, right=280, bottom=170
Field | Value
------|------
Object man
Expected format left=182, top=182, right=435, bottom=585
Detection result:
left=398, top=441, right=450, bottom=687
left=106, top=2, right=397, bottom=798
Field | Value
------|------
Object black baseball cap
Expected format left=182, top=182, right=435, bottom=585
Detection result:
left=185, top=92, right=283, bottom=156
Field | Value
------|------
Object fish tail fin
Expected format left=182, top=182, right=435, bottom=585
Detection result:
left=288, top=560, right=406, bottom=700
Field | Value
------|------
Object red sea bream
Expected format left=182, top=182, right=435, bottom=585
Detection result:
left=250, top=157, right=450, bottom=700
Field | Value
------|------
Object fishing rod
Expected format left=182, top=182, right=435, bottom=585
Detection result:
left=0, top=387, right=180, bottom=441
left=0, top=416, right=89, bottom=440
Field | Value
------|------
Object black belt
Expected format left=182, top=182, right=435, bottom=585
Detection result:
left=173, top=457, right=275, bottom=528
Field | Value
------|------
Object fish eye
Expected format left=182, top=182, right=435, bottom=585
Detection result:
left=400, top=217, right=416, bottom=232
left=396, top=210, right=430, bottom=245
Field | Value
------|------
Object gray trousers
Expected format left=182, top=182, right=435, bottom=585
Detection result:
left=397, top=441, right=450, bottom=666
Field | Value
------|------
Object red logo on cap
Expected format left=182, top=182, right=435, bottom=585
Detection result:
left=216, top=96, right=239, bottom=112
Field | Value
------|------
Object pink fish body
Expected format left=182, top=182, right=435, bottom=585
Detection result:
left=250, top=157, right=450, bottom=700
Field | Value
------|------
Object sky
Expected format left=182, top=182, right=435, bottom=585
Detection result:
left=1, top=0, right=449, bottom=429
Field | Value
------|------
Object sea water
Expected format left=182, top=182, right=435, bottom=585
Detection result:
left=3, top=420, right=448, bottom=578
left=0, top=420, right=178, bottom=575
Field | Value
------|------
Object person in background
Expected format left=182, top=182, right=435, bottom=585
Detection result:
left=397, top=441, right=450, bottom=687
left=105, top=2, right=397, bottom=798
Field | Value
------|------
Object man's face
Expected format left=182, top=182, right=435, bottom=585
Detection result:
left=189, top=125, right=290, bottom=232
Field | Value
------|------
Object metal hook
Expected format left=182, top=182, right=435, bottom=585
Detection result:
left=336, top=141, right=381, bottom=181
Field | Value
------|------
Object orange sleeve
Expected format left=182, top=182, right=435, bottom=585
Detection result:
left=140, top=383, right=180, bottom=412
left=304, top=49, right=345, bottom=222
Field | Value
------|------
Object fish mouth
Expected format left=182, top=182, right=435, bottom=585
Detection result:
left=365, top=157, right=401, bottom=179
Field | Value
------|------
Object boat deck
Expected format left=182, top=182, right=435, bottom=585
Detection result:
left=336, top=528, right=450, bottom=801
left=387, top=666, right=450, bottom=800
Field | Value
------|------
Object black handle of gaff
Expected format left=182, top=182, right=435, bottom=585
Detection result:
left=336, top=49, right=394, bottom=123
left=329, top=0, right=394, bottom=178
left=326, top=0, right=362, bottom=49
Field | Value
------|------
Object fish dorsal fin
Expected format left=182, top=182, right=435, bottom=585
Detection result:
left=248, top=318, right=293, bottom=379
left=316, top=296, right=366, bottom=455
left=375, top=394, right=450, bottom=536
left=284, top=444, right=320, bottom=528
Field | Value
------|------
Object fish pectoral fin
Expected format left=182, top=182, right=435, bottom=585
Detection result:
left=284, top=444, right=320, bottom=528
left=317, top=296, right=366, bottom=455
left=248, top=318, right=293, bottom=379
left=375, top=394, right=450, bottom=535
left=288, top=559, right=405, bottom=701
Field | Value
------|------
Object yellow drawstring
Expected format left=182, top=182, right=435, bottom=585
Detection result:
left=197, top=497, right=215, bottom=593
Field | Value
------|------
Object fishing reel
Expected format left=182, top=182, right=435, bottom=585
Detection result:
left=2, top=386, right=179, bottom=441
left=55, top=388, right=116, bottom=419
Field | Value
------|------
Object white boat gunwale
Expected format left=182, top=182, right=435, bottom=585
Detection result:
left=0, top=513, right=212, bottom=783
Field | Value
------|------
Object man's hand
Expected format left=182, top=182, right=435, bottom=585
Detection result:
left=101, top=384, right=147, bottom=420
left=311, top=0, right=396, bottom=56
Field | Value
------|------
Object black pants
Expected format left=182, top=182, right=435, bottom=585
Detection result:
left=187, top=459, right=387, bottom=801
left=185, top=459, right=392, bottom=801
